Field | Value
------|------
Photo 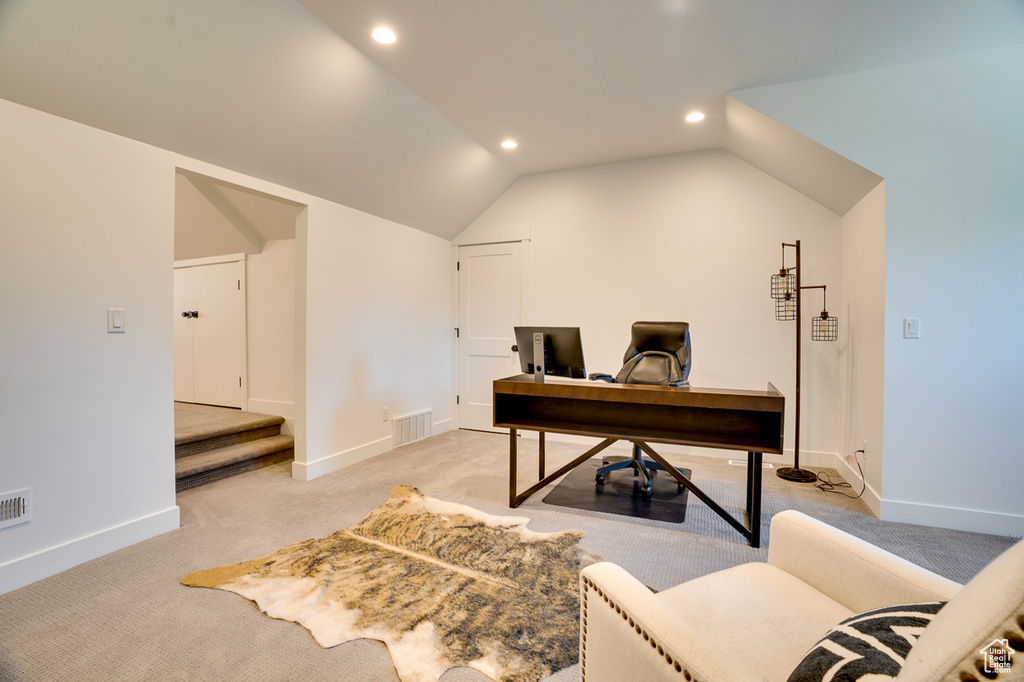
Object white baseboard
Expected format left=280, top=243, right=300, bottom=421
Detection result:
left=246, top=399, right=295, bottom=436
left=515, top=432, right=884, bottom=515
left=0, top=505, right=180, bottom=596
left=292, top=418, right=454, bottom=482
left=880, top=499, right=1024, bottom=538
left=832, top=454, right=881, bottom=516
left=292, top=436, right=393, bottom=481
left=518, top=435, right=1016, bottom=535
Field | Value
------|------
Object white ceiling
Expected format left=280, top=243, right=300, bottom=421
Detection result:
left=300, top=0, right=1024, bottom=175
left=2, top=0, right=1022, bottom=238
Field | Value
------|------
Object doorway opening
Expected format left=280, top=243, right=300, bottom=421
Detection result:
left=173, top=168, right=306, bottom=489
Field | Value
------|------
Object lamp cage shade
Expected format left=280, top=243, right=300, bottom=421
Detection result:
left=771, top=271, right=795, bottom=300
left=775, top=293, right=797, bottom=321
left=812, top=312, right=838, bottom=341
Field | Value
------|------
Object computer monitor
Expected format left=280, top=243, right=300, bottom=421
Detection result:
left=514, top=327, right=586, bottom=382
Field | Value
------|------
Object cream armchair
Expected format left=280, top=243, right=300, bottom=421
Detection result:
left=580, top=510, right=1024, bottom=682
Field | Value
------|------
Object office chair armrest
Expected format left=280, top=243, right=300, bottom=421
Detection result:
left=588, top=373, right=615, bottom=382
left=580, top=562, right=757, bottom=682
left=767, top=510, right=962, bottom=613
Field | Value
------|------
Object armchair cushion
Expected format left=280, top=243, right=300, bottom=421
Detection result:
left=657, top=563, right=854, bottom=682
left=785, top=601, right=946, bottom=682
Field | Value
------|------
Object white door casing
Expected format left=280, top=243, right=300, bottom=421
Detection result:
left=173, top=267, right=196, bottom=402
left=174, top=257, right=246, bottom=408
left=457, top=242, right=524, bottom=432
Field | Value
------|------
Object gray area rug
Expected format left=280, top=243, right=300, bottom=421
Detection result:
left=0, top=430, right=1017, bottom=682
left=182, top=485, right=597, bottom=682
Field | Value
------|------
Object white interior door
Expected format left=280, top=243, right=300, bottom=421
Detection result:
left=174, top=259, right=246, bottom=408
left=458, top=242, right=523, bottom=432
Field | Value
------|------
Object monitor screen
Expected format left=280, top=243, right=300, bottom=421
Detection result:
left=514, top=327, right=586, bottom=379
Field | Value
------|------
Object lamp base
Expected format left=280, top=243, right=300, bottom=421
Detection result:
left=776, top=467, right=817, bottom=483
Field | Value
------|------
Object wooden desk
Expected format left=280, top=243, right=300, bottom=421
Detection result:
left=493, top=375, right=784, bottom=547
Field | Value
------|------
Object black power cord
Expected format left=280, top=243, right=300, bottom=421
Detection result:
left=815, top=449, right=867, bottom=500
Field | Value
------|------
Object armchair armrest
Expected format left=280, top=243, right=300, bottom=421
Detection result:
left=580, top=562, right=760, bottom=682
left=767, top=510, right=961, bottom=613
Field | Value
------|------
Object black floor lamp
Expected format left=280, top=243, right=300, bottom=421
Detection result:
left=771, top=240, right=837, bottom=483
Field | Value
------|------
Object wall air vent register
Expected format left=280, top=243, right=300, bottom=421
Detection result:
left=0, top=488, right=31, bottom=530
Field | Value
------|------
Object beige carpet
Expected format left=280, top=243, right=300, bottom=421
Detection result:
left=0, top=430, right=1017, bottom=682
left=182, top=485, right=598, bottom=682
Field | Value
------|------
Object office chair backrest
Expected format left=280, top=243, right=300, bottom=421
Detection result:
left=614, top=321, right=691, bottom=386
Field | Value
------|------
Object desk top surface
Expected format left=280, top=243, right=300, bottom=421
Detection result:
left=494, top=374, right=784, bottom=412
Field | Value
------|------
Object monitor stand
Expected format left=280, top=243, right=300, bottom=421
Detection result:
left=533, top=332, right=546, bottom=383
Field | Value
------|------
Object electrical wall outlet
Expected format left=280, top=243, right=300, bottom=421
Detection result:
left=846, top=440, right=868, bottom=465
left=382, top=407, right=389, bottom=422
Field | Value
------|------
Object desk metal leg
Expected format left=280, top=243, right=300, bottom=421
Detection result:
left=750, top=452, right=762, bottom=548
left=509, top=428, right=518, bottom=508
left=636, top=441, right=764, bottom=548
left=746, top=452, right=755, bottom=516
left=539, top=431, right=545, bottom=480
left=509, top=436, right=616, bottom=508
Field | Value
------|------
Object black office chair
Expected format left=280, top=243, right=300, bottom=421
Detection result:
left=588, top=321, right=691, bottom=495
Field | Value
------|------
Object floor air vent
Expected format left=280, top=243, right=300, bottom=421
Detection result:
left=0, top=488, right=31, bottom=530
left=393, top=410, right=431, bottom=448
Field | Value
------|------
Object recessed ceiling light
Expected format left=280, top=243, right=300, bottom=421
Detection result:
left=501, top=140, right=518, bottom=149
left=685, top=112, right=705, bottom=123
left=372, top=27, right=397, bottom=44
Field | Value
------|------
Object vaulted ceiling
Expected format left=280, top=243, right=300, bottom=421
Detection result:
left=1, top=0, right=1022, bottom=239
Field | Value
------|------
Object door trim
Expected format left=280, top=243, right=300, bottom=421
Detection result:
left=452, top=224, right=531, bottom=246
left=174, top=252, right=247, bottom=269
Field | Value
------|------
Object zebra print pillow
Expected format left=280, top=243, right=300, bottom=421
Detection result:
left=786, top=601, right=946, bottom=682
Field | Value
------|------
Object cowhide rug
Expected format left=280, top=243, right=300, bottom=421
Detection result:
left=181, top=485, right=599, bottom=682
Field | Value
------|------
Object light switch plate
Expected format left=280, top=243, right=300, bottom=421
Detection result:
left=903, top=317, right=920, bottom=339
left=107, top=308, right=126, bottom=333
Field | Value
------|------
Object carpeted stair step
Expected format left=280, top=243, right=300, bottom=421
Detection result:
left=176, top=434, right=294, bottom=492
left=175, top=413, right=286, bottom=459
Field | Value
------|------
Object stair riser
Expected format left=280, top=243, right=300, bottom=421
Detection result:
left=176, top=448, right=293, bottom=492
left=175, top=425, right=282, bottom=459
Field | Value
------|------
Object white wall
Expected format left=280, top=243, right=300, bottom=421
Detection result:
left=461, top=149, right=844, bottom=464
left=838, top=183, right=886, bottom=514
left=734, top=44, right=1024, bottom=536
left=0, top=98, right=454, bottom=593
left=295, top=203, right=453, bottom=480
left=246, top=239, right=295, bottom=431
left=0, top=98, right=180, bottom=594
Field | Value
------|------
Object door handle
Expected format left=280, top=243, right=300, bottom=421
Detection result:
left=511, top=344, right=518, bottom=352
left=181, top=311, right=199, bottom=318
